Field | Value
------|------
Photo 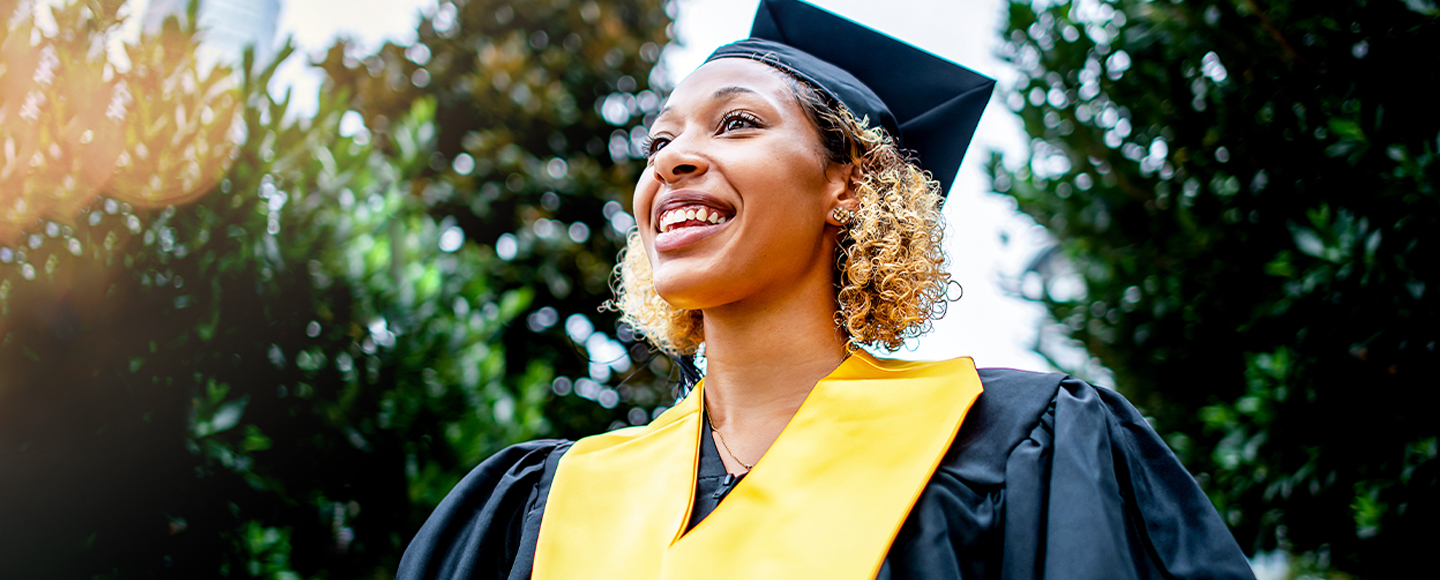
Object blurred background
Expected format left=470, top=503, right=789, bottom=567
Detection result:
left=0, top=0, right=1434, bottom=577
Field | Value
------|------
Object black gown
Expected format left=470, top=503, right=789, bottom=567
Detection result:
left=396, top=369, right=1256, bottom=580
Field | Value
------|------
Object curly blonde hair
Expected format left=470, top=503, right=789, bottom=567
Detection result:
left=607, top=72, right=950, bottom=356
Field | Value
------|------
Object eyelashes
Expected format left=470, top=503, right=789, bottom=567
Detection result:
left=718, top=110, right=763, bottom=133
left=643, top=110, right=766, bottom=160
left=640, top=135, right=667, bottom=159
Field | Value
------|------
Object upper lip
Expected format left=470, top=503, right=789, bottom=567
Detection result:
left=651, top=190, right=734, bottom=232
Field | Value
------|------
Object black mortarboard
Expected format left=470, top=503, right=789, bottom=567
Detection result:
left=705, top=0, right=995, bottom=196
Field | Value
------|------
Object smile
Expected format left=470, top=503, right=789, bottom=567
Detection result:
left=653, top=204, right=735, bottom=252
left=658, top=205, right=732, bottom=232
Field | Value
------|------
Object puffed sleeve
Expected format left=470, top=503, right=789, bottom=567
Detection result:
left=1002, top=375, right=1255, bottom=580
left=397, top=439, right=572, bottom=580
left=878, top=370, right=1253, bottom=580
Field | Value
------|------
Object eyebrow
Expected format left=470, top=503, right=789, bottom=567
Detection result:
left=653, top=86, right=763, bottom=124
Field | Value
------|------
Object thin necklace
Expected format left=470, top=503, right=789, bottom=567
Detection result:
left=707, top=408, right=754, bottom=472
left=702, top=354, right=850, bottom=473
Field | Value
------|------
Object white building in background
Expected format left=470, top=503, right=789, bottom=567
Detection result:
left=142, top=0, right=282, bottom=69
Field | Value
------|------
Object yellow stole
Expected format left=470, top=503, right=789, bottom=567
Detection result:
left=532, top=352, right=983, bottom=580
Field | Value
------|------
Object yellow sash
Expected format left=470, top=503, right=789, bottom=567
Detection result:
left=533, top=352, right=983, bottom=580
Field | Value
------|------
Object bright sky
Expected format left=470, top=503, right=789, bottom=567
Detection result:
left=270, top=0, right=437, bottom=109
left=204, top=0, right=1058, bottom=371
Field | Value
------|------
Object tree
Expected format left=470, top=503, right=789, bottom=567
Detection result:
left=993, top=0, right=1438, bottom=575
left=0, top=0, right=673, bottom=577
left=313, top=0, right=677, bottom=442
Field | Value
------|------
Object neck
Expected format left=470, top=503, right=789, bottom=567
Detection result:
left=698, top=275, right=848, bottom=438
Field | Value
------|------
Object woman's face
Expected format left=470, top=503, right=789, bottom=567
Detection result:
left=633, top=58, right=851, bottom=311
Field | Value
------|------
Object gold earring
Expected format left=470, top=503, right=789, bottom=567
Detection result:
left=831, top=206, right=855, bottom=225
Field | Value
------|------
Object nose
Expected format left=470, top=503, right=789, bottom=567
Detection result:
left=652, top=140, right=709, bottom=185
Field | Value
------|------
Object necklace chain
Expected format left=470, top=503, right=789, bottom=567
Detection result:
left=701, top=355, right=853, bottom=475
left=707, top=409, right=754, bottom=472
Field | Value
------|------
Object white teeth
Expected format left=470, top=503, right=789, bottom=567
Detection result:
left=659, top=206, right=731, bottom=232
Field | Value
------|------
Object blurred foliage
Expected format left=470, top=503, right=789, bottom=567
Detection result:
left=0, top=0, right=238, bottom=241
left=0, top=0, right=672, bottom=577
left=312, top=0, right=677, bottom=441
left=993, top=0, right=1438, bottom=576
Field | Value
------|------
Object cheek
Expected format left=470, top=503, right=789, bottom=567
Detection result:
left=728, top=139, right=816, bottom=184
left=632, top=180, right=657, bottom=235
left=735, top=156, right=834, bottom=217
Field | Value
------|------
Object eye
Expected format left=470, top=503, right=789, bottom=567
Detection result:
left=718, top=111, right=763, bottom=134
left=642, top=135, right=671, bottom=159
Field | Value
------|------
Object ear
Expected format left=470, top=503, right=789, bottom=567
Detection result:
left=824, top=163, right=861, bottom=226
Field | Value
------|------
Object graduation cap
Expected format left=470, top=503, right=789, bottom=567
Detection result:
left=705, top=0, right=995, bottom=196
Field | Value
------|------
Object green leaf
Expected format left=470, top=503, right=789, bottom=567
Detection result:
left=1329, top=117, right=1365, bottom=142
left=198, top=394, right=249, bottom=437
left=1290, top=226, right=1327, bottom=259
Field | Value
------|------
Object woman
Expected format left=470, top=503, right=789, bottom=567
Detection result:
left=398, top=1, right=1255, bottom=579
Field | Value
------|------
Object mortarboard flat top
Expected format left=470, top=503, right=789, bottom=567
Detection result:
left=705, top=0, right=995, bottom=196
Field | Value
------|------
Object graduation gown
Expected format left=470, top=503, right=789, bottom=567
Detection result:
left=396, top=364, right=1255, bottom=580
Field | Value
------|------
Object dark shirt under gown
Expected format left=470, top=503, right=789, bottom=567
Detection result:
left=396, top=368, right=1256, bottom=580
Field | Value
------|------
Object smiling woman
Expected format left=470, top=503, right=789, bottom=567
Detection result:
left=614, top=57, right=950, bottom=359
left=396, top=2, right=1256, bottom=579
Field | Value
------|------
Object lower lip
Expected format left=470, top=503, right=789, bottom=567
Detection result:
left=654, top=221, right=731, bottom=252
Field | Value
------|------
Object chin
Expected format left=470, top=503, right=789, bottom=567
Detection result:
left=651, top=276, right=717, bottom=312
left=650, top=263, right=741, bottom=312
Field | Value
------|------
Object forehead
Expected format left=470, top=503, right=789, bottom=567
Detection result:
left=658, top=58, right=796, bottom=118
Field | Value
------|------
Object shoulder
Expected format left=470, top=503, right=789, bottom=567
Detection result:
left=451, top=438, right=573, bottom=510
left=939, top=367, right=1068, bottom=485
left=397, top=439, right=573, bottom=580
left=479, top=439, right=574, bottom=474
left=945, top=368, right=1163, bottom=487
left=439, top=439, right=573, bottom=503
left=430, top=438, right=574, bottom=512
left=971, top=367, right=1071, bottom=435
left=931, top=370, right=1255, bottom=578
